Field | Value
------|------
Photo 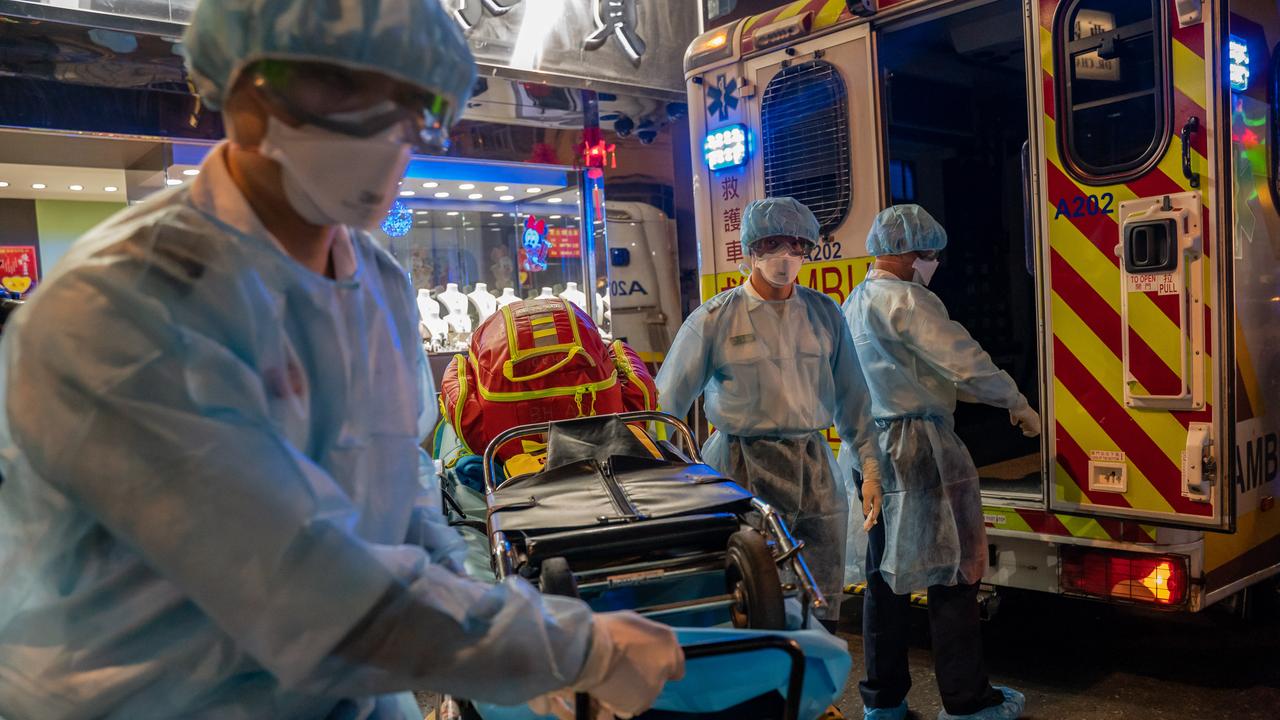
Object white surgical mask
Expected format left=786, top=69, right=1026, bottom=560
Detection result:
left=753, top=252, right=804, bottom=288
left=912, top=257, right=940, bottom=286
left=258, top=116, right=411, bottom=229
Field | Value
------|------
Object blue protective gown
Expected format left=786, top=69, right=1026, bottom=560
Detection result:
left=656, top=282, right=879, bottom=616
left=0, top=145, right=593, bottom=720
left=838, top=270, right=1028, bottom=594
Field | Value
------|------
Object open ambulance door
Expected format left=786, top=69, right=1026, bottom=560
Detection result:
left=1034, top=0, right=1233, bottom=531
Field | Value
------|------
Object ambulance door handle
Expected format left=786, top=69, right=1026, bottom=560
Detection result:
left=1020, top=140, right=1035, bottom=276
left=1180, top=116, right=1200, bottom=189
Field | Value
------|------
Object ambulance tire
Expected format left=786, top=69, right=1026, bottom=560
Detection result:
left=726, top=529, right=786, bottom=630
left=539, top=556, right=580, bottom=599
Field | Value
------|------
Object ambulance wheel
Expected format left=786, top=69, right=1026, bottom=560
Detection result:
left=726, top=529, right=786, bottom=630
left=540, top=556, right=580, bottom=598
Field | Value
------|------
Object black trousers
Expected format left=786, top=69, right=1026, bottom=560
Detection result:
left=857, top=483, right=1004, bottom=716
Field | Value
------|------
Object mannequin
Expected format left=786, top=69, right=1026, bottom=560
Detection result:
left=437, top=283, right=472, bottom=335
left=416, top=289, right=449, bottom=351
left=497, top=287, right=520, bottom=307
left=558, top=281, right=587, bottom=310
left=467, top=282, right=498, bottom=322
left=538, top=286, right=556, bottom=300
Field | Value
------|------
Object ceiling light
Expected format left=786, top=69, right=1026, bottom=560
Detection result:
left=459, top=183, right=475, bottom=190
left=550, top=215, right=562, bottom=219
left=468, top=193, right=483, bottom=200
left=492, top=213, right=505, bottom=217
left=416, top=210, right=430, bottom=215
left=31, top=183, right=46, bottom=190
left=499, top=195, right=515, bottom=201
left=434, top=192, right=450, bottom=198
left=166, top=179, right=183, bottom=186
left=104, top=186, right=118, bottom=192
left=0, top=182, right=9, bottom=188
left=183, top=169, right=200, bottom=176
left=69, top=185, right=83, bottom=191
left=494, top=185, right=510, bottom=192
left=447, top=211, right=459, bottom=216
left=400, top=190, right=415, bottom=196
left=526, top=187, right=542, bottom=193
left=423, top=181, right=439, bottom=188
left=548, top=197, right=563, bottom=203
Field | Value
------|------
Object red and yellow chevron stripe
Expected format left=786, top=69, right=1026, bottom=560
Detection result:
left=740, top=0, right=854, bottom=55
left=1040, top=0, right=1215, bottom=521
left=984, top=506, right=1158, bottom=543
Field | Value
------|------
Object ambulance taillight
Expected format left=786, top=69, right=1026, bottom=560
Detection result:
left=1059, top=548, right=1189, bottom=608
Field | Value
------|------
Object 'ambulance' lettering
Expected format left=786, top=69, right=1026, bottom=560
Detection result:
left=1234, top=432, right=1279, bottom=493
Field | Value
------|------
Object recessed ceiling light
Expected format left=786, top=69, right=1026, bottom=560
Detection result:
left=69, top=185, right=83, bottom=191
left=434, top=192, right=450, bottom=198
left=166, top=179, right=183, bottom=186
left=416, top=210, right=430, bottom=215
left=182, top=169, right=200, bottom=176
left=31, top=183, right=46, bottom=190
left=423, top=181, right=439, bottom=188
left=104, top=186, right=118, bottom=192
left=400, top=190, right=415, bottom=196
left=447, top=211, right=459, bottom=216
left=494, top=185, right=510, bottom=192
left=0, top=182, right=9, bottom=188
left=468, top=193, right=483, bottom=200
left=550, top=215, right=562, bottom=219
left=548, top=197, right=563, bottom=203
left=526, top=187, right=542, bottom=193
left=492, top=213, right=505, bottom=217
left=499, top=195, right=515, bottom=201
left=459, top=183, right=475, bottom=190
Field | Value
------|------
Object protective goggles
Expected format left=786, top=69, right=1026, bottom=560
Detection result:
left=750, top=235, right=817, bottom=257
left=250, top=60, right=453, bottom=155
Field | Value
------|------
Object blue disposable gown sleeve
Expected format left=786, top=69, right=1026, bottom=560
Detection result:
left=902, top=289, right=1026, bottom=410
left=5, top=274, right=594, bottom=706
left=655, top=313, right=712, bottom=422
left=826, top=308, right=882, bottom=477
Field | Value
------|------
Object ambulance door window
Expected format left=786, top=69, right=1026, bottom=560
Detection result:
left=1270, top=42, right=1280, bottom=212
left=1055, top=0, right=1169, bottom=183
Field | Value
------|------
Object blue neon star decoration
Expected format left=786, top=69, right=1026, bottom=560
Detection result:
left=707, top=75, right=738, bottom=122
left=381, top=200, right=413, bottom=238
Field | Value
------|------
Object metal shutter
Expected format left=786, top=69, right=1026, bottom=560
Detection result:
left=761, top=60, right=852, bottom=235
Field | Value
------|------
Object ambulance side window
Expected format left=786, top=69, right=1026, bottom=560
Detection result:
left=761, top=59, right=852, bottom=234
left=1270, top=43, right=1280, bottom=213
left=1054, top=0, right=1169, bottom=184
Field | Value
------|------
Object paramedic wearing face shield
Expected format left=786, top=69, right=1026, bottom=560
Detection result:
left=0, top=2, right=682, bottom=719
left=842, top=205, right=1040, bottom=720
left=656, top=196, right=883, bottom=623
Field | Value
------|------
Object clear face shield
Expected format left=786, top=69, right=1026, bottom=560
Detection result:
left=249, top=60, right=454, bottom=155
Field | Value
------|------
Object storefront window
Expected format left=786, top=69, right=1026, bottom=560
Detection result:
left=13, top=0, right=195, bottom=24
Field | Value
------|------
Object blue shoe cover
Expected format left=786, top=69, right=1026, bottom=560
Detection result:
left=938, top=687, right=1026, bottom=720
left=864, top=701, right=908, bottom=720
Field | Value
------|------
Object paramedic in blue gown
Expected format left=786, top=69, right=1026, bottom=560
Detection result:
left=656, top=196, right=884, bottom=623
left=0, top=1, right=682, bottom=719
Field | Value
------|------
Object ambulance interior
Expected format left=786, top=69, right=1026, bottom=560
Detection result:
left=877, top=0, right=1042, bottom=498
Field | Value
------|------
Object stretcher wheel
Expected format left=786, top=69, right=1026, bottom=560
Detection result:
left=725, top=529, right=786, bottom=629
left=539, top=556, right=580, bottom=598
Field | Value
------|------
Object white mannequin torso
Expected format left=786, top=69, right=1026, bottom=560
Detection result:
left=467, top=282, right=498, bottom=321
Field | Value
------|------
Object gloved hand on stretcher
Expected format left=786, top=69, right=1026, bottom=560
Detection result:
left=528, top=611, right=685, bottom=719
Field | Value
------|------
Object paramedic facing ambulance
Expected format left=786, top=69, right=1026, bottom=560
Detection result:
left=843, top=204, right=1039, bottom=720
left=0, top=1, right=682, bottom=718
left=656, top=196, right=883, bottom=621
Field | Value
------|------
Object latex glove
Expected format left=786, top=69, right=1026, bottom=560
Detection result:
left=1010, top=403, right=1042, bottom=438
left=405, top=508, right=469, bottom=575
left=573, top=611, right=685, bottom=718
left=859, top=456, right=884, bottom=532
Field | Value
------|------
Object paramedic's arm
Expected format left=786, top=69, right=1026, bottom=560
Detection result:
left=8, top=273, right=593, bottom=706
left=902, top=289, right=1025, bottom=409
left=654, top=312, right=712, bottom=423
left=827, top=305, right=882, bottom=479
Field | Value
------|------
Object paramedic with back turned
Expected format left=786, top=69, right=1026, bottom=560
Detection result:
left=0, top=1, right=682, bottom=718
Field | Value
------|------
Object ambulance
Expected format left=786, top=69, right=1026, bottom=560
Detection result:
left=683, top=0, right=1280, bottom=612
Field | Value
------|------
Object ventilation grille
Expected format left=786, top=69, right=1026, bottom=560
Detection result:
left=761, top=60, right=852, bottom=235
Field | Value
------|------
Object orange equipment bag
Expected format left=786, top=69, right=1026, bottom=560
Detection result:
left=441, top=298, right=625, bottom=459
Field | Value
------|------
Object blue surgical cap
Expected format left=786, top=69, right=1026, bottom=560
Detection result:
left=182, top=0, right=476, bottom=125
left=865, top=204, right=948, bottom=256
left=740, top=197, right=821, bottom=257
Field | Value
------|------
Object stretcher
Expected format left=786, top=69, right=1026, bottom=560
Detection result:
left=439, top=411, right=852, bottom=719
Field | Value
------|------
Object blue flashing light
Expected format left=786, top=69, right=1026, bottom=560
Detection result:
left=1230, top=35, right=1251, bottom=92
left=704, top=124, right=749, bottom=171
